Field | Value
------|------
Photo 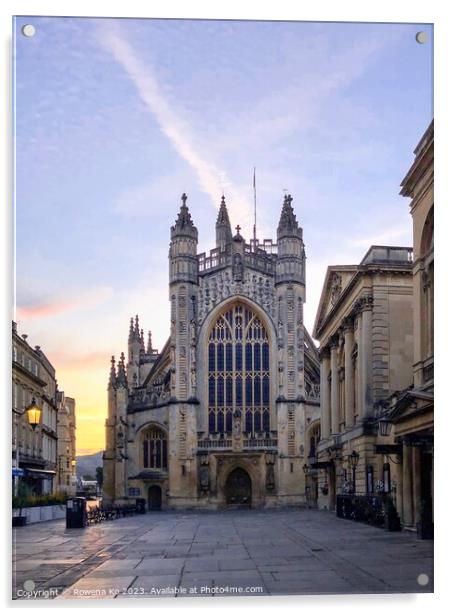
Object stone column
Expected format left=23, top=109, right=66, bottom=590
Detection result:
left=402, top=440, right=414, bottom=527
left=330, top=338, right=339, bottom=434
left=359, top=297, right=373, bottom=417
left=320, top=349, right=331, bottom=439
left=343, top=320, right=355, bottom=428
left=412, top=446, right=422, bottom=526
left=395, top=454, right=403, bottom=521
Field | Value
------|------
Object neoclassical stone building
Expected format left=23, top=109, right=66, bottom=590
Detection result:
left=103, top=194, right=320, bottom=510
left=385, top=121, right=434, bottom=534
left=312, top=246, right=414, bottom=510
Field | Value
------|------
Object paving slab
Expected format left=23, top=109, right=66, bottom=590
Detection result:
left=12, top=508, right=434, bottom=600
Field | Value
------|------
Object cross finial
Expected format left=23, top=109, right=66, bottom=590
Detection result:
left=286, top=193, right=293, bottom=205
left=235, top=224, right=241, bottom=234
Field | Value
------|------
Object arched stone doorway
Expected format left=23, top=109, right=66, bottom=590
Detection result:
left=225, top=467, right=252, bottom=507
left=148, top=485, right=162, bottom=511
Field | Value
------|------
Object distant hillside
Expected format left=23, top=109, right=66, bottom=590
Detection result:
left=76, top=451, right=103, bottom=479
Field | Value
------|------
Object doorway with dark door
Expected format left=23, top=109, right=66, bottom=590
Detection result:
left=225, top=467, right=252, bottom=507
left=148, top=485, right=162, bottom=511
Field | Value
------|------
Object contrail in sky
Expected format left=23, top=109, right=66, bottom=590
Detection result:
left=97, top=23, right=252, bottom=228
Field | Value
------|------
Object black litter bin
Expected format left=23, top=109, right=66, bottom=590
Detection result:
left=136, top=498, right=146, bottom=514
left=66, top=497, right=87, bottom=528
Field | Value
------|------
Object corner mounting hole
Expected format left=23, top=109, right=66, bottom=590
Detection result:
left=417, top=573, right=429, bottom=586
left=415, top=31, right=428, bottom=44
left=22, top=24, right=36, bottom=38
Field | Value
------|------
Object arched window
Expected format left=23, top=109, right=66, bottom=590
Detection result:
left=208, top=302, right=270, bottom=436
left=142, top=427, right=167, bottom=469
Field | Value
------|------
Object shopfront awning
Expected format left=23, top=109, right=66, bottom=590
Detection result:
left=12, top=467, right=24, bottom=477
left=23, top=468, right=56, bottom=480
left=309, top=460, right=333, bottom=469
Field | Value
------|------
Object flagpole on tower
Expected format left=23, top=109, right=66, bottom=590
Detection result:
left=253, top=167, right=257, bottom=251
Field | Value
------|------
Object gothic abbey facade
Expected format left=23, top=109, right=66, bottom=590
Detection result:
left=103, top=194, right=320, bottom=510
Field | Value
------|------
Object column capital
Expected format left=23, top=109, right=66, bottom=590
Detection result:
left=329, top=334, right=340, bottom=349
left=353, top=294, right=373, bottom=314
left=319, top=346, right=331, bottom=361
left=342, top=315, right=355, bottom=332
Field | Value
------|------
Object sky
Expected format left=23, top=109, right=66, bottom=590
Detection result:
left=13, top=16, right=433, bottom=454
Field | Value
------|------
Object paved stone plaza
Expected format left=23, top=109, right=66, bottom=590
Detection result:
left=12, top=508, right=433, bottom=600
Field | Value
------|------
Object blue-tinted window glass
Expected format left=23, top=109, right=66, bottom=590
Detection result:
left=143, top=441, right=148, bottom=467
left=246, top=410, right=253, bottom=433
left=263, top=343, right=269, bottom=370
left=226, top=376, right=233, bottom=405
left=156, top=439, right=161, bottom=466
left=217, top=376, right=224, bottom=406
left=236, top=344, right=242, bottom=371
left=217, top=343, right=224, bottom=371
left=254, top=376, right=261, bottom=405
left=208, top=303, right=270, bottom=436
left=236, top=375, right=242, bottom=406
left=226, top=343, right=233, bottom=371
left=254, top=344, right=261, bottom=371
left=254, top=411, right=262, bottom=432
left=209, top=376, right=215, bottom=405
left=263, top=410, right=270, bottom=432
left=263, top=375, right=269, bottom=405
left=246, top=376, right=252, bottom=405
left=209, top=343, right=215, bottom=371
left=245, top=343, right=252, bottom=371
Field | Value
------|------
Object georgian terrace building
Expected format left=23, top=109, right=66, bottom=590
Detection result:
left=56, top=392, right=77, bottom=495
left=312, top=246, right=414, bottom=512
left=12, top=322, right=59, bottom=495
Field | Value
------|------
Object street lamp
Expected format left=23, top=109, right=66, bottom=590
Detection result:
left=25, top=397, right=41, bottom=430
left=378, top=417, right=393, bottom=437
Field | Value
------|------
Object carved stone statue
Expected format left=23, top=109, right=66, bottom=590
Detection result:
left=331, top=273, right=342, bottom=305
left=224, top=271, right=231, bottom=295
left=233, top=253, right=243, bottom=282
left=200, top=465, right=210, bottom=492
left=266, top=463, right=275, bottom=491
left=190, top=320, right=196, bottom=344
left=278, top=320, right=284, bottom=341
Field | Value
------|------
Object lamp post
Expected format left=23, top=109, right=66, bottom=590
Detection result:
left=349, top=450, right=359, bottom=494
left=303, top=464, right=310, bottom=508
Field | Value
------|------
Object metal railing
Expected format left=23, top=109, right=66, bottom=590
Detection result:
left=336, top=494, right=401, bottom=531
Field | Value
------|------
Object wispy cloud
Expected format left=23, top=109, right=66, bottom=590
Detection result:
left=16, top=286, right=113, bottom=321
left=347, top=223, right=412, bottom=249
left=46, top=350, right=108, bottom=370
left=97, top=23, right=253, bottom=228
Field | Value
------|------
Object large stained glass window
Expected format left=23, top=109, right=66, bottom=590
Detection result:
left=142, top=427, right=168, bottom=469
left=208, top=303, right=270, bottom=435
